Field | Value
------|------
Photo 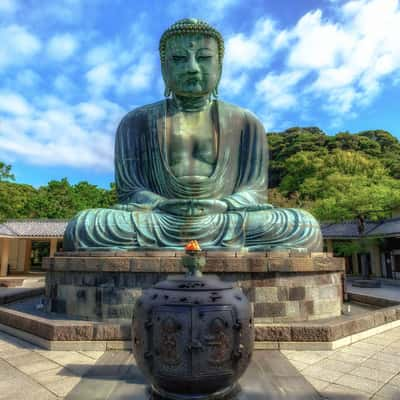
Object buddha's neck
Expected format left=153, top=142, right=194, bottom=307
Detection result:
left=172, top=94, right=211, bottom=112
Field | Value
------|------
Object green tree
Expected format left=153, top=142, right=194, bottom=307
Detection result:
left=278, top=150, right=400, bottom=221
left=0, top=162, right=14, bottom=182
left=30, top=178, right=118, bottom=219
left=0, top=182, right=37, bottom=220
left=31, top=178, right=76, bottom=218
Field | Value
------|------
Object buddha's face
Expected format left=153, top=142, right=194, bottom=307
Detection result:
left=163, top=34, right=221, bottom=97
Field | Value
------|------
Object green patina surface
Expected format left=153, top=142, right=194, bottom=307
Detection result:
left=64, top=19, right=322, bottom=252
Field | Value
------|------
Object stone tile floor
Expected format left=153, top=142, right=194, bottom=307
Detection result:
left=283, top=326, right=400, bottom=399
left=1, top=327, right=400, bottom=399
left=346, top=281, right=400, bottom=303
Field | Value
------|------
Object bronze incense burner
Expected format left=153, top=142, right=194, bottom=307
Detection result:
left=132, top=244, right=254, bottom=399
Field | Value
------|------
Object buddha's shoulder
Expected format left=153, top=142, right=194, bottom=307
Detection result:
left=217, top=100, right=264, bottom=128
left=119, top=101, right=165, bottom=124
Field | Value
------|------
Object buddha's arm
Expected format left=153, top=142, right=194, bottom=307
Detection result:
left=222, top=191, right=270, bottom=211
left=114, top=109, right=168, bottom=210
left=222, top=110, right=270, bottom=211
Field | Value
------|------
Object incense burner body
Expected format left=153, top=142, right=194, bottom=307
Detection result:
left=132, top=274, right=254, bottom=398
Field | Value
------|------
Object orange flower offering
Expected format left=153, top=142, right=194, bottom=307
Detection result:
left=185, top=240, right=201, bottom=251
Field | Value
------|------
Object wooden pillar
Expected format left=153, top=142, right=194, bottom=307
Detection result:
left=24, top=239, right=32, bottom=273
left=326, top=239, right=334, bottom=253
left=1, top=238, right=10, bottom=277
left=50, top=238, right=58, bottom=257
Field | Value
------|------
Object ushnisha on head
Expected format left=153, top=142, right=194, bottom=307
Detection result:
left=159, top=18, right=224, bottom=98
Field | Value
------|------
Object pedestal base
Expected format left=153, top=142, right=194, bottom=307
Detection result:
left=43, top=251, right=344, bottom=323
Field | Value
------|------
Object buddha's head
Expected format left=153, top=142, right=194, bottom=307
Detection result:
left=159, top=19, right=224, bottom=98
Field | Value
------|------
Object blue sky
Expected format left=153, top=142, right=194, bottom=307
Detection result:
left=0, top=0, right=399, bottom=189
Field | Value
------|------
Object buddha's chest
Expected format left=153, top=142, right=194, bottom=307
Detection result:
left=167, top=110, right=217, bottom=177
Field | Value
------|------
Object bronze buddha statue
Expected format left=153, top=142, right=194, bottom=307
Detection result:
left=64, top=19, right=322, bottom=252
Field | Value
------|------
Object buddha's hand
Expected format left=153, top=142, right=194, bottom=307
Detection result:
left=155, top=199, right=228, bottom=216
left=112, top=203, right=155, bottom=211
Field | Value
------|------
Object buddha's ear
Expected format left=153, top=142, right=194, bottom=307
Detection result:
left=161, top=64, right=171, bottom=98
left=212, top=64, right=223, bottom=99
left=164, top=86, right=172, bottom=98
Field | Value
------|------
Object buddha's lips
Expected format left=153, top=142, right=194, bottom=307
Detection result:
left=186, top=78, right=201, bottom=85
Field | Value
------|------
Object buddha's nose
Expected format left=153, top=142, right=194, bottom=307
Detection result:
left=187, top=54, right=200, bottom=73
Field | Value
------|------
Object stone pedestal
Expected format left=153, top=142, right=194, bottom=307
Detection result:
left=43, top=251, right=344, bottom=322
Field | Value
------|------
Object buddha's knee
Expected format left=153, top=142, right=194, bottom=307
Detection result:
left=63, top=208, right=113, bottom=250
left=289, top=208, right=320, bottom=226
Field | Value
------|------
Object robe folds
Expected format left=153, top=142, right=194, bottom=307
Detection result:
left=64, top=100, right=322, bottom=251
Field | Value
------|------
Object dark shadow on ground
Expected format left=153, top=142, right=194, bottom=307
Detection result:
left=65, top=350, right=328, bottom=400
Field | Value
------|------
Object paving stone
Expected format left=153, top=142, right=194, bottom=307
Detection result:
left=320, top=384, right=370, bottom=400
left=0, top=347, right=35, bottom=359
left=39, top=350, right=97, bottom=376
left=362, top=358, right=400, bottom=374
left=285, top=350, right=332, bottom=365
left=335, top=374, right=384, bottom=395
left=301, top=364, right=344, bottom=382
left=288, top=359, right=309, bottom=372
left=78, top=351, right=105, bottom=360
left=108, top=381, right=147, bottom=400
left=0, top=360, right=17, bottom=380
left=31, top=365, right=77, bottom=385
left=372, top=352, right=400, bottom=366
left=303, top=376, right=331, bottom=391
left=374, top=383, right=400, bottom=399
left=364, top=335, right=398, bottom=346
left=66, top=378, right=121, bottom=400
left=339, top=345, right=378, bottom=358
left=17, top=359, right=61, bottom=375
left=0, top=369, right=57, bottom=400
left=45, top=376, right=82, bottom=397
left=313, top=358, right=358, bottom=374
left=328, top=351, right=369, bottom=364
left=350, top=341, right=385, bottom=354
left=389, top=374, right=400, bottom=387
left=350, top=366, right=397, bottom=383
left=5, top=351, right=46, bottom=367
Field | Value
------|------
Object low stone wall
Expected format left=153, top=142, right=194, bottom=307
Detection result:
left=43, top=251, right=344, bottom=323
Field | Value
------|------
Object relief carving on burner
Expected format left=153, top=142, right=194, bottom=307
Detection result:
left=159, top=317, right=182, bottom=367
left=204, top=317, right=232, bottom=366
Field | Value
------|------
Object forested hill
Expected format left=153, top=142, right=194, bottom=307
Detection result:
left=1, top=128, right=400, bottom=222
left=266, top=128, right=400, bottom=221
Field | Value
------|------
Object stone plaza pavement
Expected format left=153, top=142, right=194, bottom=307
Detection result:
left=1, top=326, right=400, bottom=399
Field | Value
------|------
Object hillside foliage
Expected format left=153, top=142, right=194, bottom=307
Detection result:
left=267, top=128, right=400, bottom=221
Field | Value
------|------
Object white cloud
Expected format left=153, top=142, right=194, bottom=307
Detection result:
left=224, top=18, right=280, bottom=72
left=283, top=0, right=400, bottom=117
left=256, top=71, right=305, bottom=110
left=86, top=63, right=116, bottom=96
left=0, top=25, right=41, bottom=69
left=53, top=75, right=76, bottom=93
left=0, top=0, right=18, bottom=14
left=220, top=72, right=248, bottom=96
left=16, top=69, right=41, bottom=87
left=75, top=102, right=106, bottom=124
left=169, top=0, right=239, bottom=22
left=0, top=92, right=33, bottom=116
left=0, top=93, right=125, bottom=170
left=221, top=17, right=284, bottom=97
left=47, top=33, right=79, bottom=61
left=86, top=44, right=116, bottom=67
left=288, top=10, right=352, bottom=70
left=118, top=54, right=155, bottom=94
left=26, top=0, right=84, bottom=25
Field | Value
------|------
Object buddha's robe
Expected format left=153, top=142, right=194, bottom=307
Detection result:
left=64, top=100, right=322, bottom=251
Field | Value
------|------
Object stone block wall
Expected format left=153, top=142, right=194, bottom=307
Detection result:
left=44, top=252, right=344, bottom=322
